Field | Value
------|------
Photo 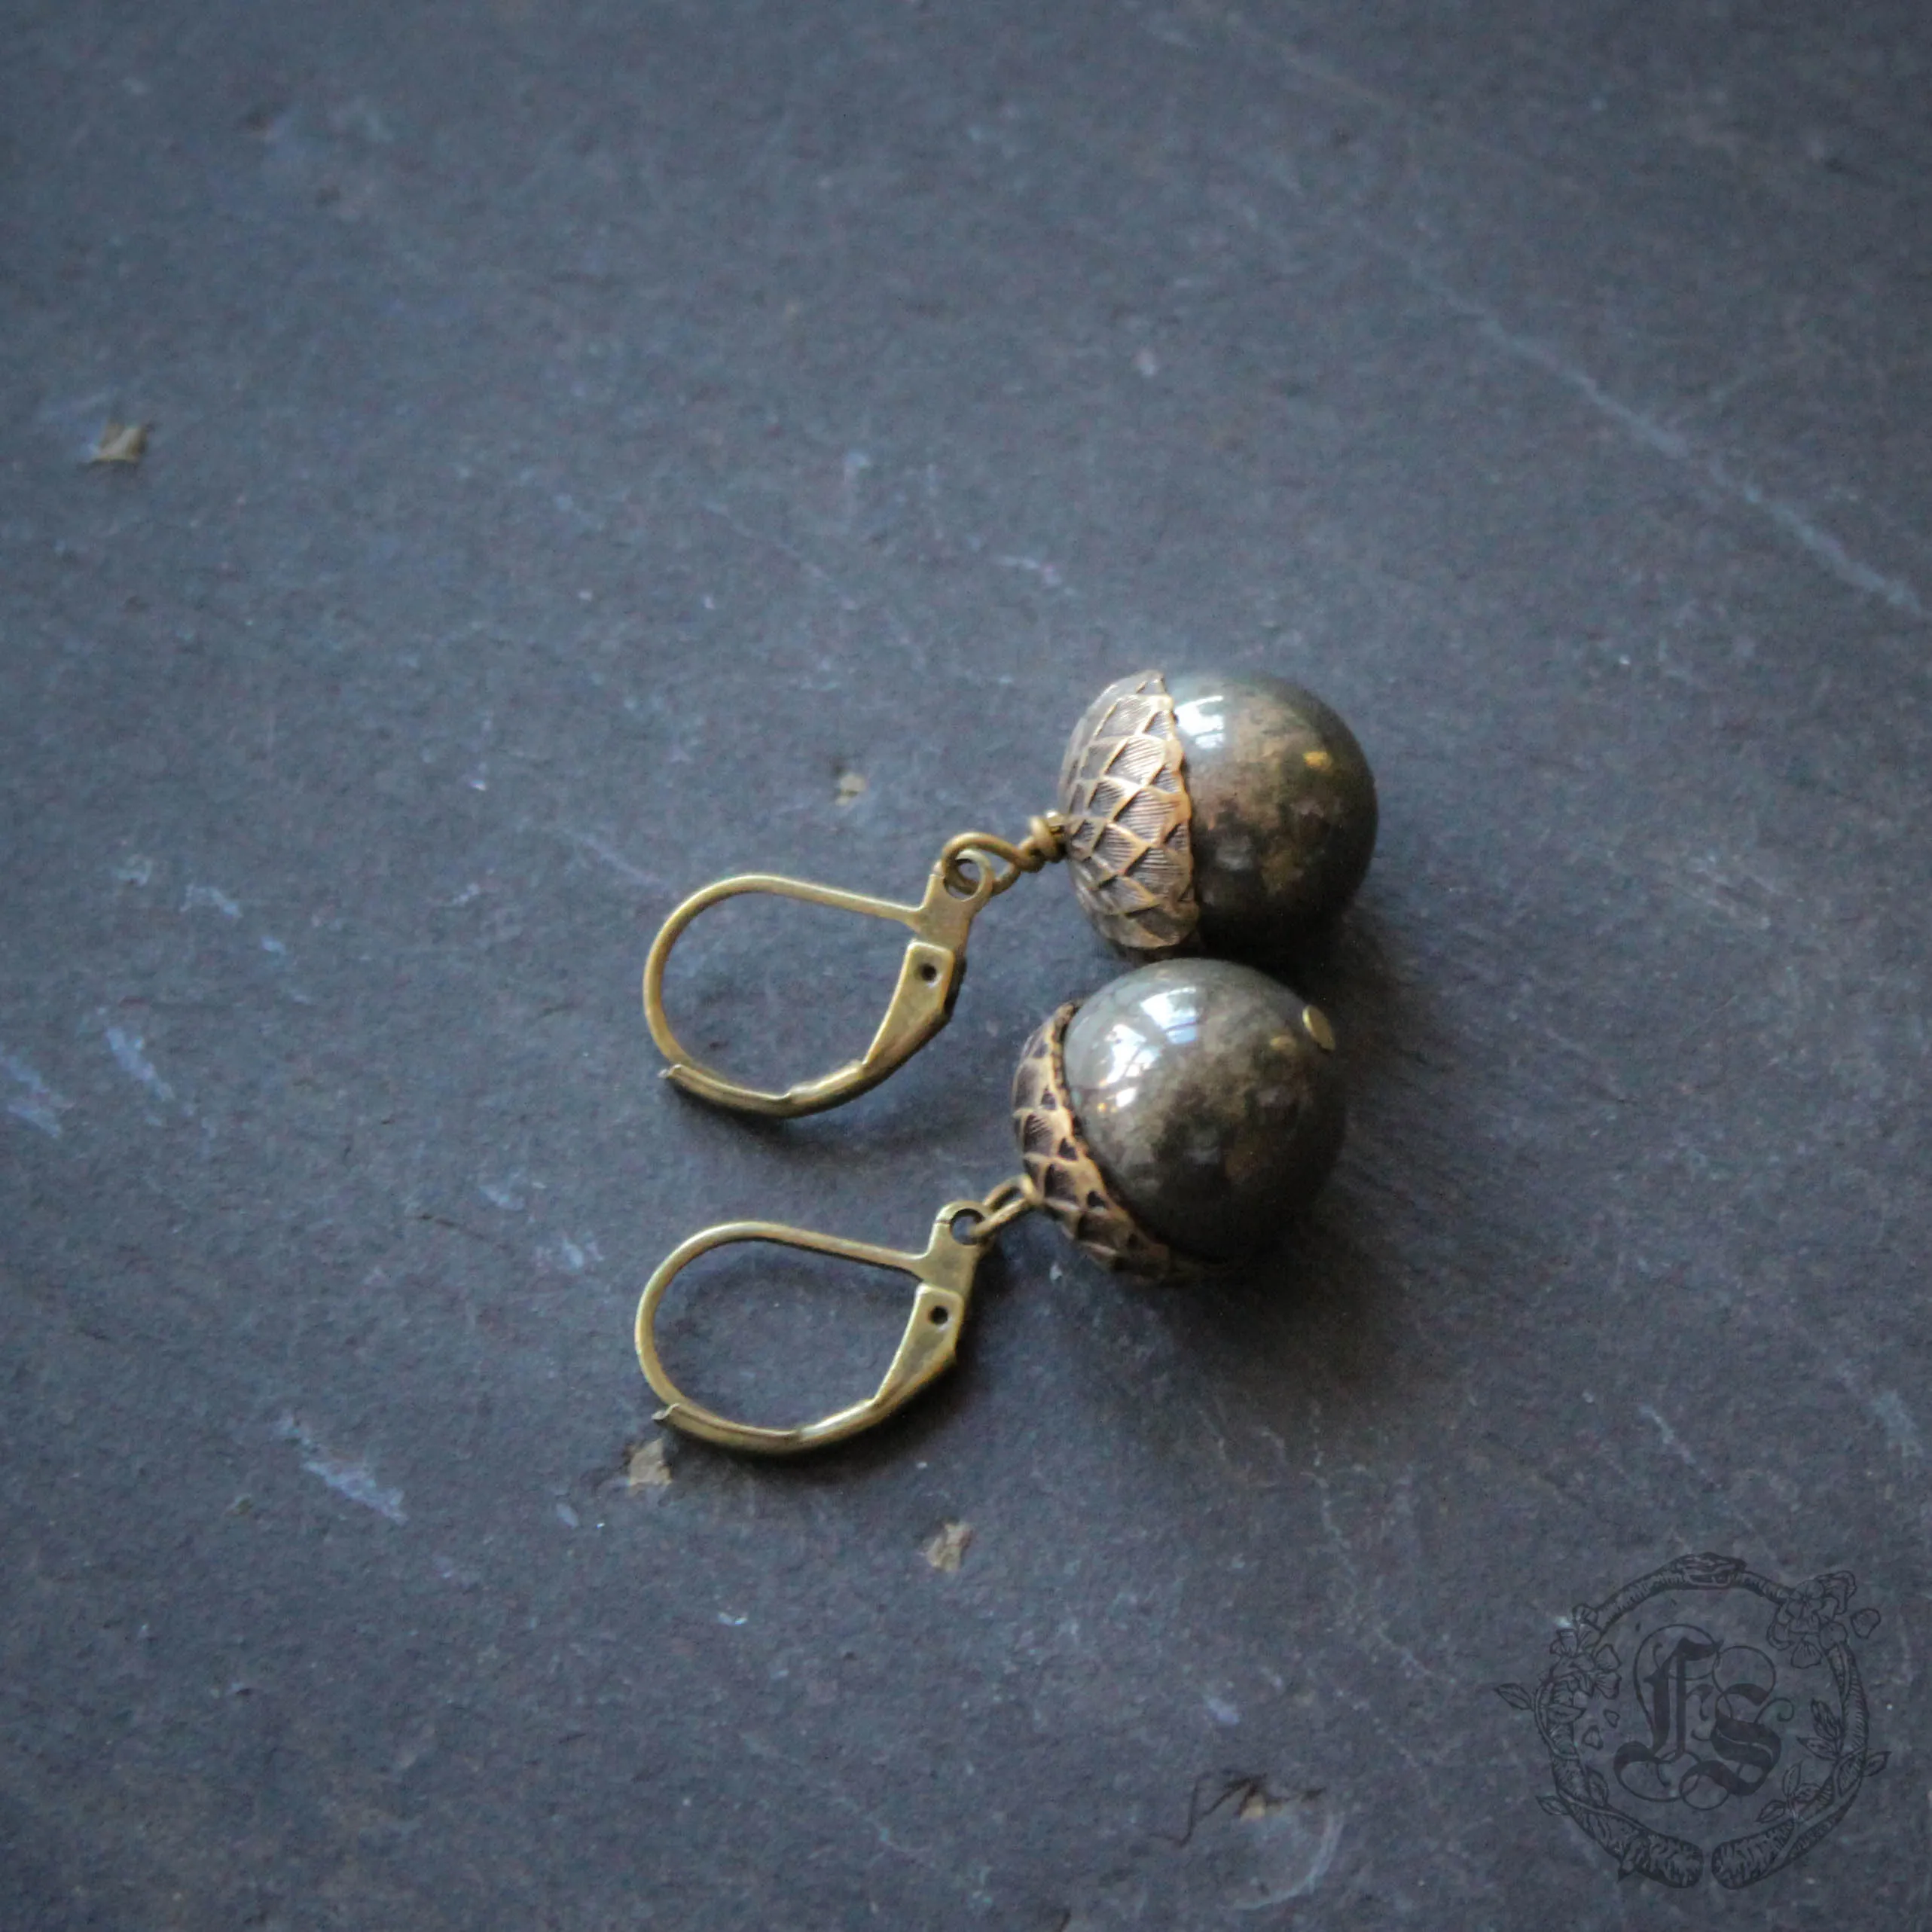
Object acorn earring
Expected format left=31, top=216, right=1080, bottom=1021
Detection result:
left=635, top=958, right=1342, bottom=1454
left=642, top=670, right=1375, bottom=1118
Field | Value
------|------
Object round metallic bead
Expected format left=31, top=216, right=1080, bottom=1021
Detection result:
left=1012, top=959, right=1344, bottom=1280
left=1058, top=667, right=1377, bottom=962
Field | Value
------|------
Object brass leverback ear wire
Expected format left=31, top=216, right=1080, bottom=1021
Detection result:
left=643, top=817, right=1065, bottom=1119
left=634, top=1177, right=1039, bottom=1454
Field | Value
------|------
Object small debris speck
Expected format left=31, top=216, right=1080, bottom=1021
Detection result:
left=923, top=1520, right=973, bottom=1573
left=89, top=420, right=149, bottom=465
left=625, top=1438, right=673, bottom=1492
left=834, top=767, right=868, bottom=807
left=1134, top=346, right=1161, bottom=378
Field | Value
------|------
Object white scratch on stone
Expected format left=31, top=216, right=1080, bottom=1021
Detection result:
left=703, top=501, right=862, bottom=612
left=306, top=1454, right=407, bottom=1523
left=1872, top=1390, right=1924, bottom=1463
left=1639, top=1402, right=1699, bottom=1469
left=277, top=1416, right=406, bottom=1523
left=1305, top=1412, right=1442, bottom=1683
left=539, top=1234, right=599, bottom=1274
left=840, top=448, right=871, bottom=529
left=105, top=1027, right=174, bottom=1103
left=1638, top=1402, right=1769, bottom=1548
left=740, top=1729, right=971, bottom=1894
left=1827, top=1360, right=1932, bottom=1558
left=702, top=499, right=919, bottom=650
left=1388, top=249, right=1925, bottom=619
left=3, top=1051, right=70, bottom=1137
left=560, top=828, right=664, bottom=893
left=993, top=554, right=1065, bottom=589
left=183, top=883, right=242, bottom=917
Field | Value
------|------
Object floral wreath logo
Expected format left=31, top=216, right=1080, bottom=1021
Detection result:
left=1497, top=1553, right=1886, bottom=1888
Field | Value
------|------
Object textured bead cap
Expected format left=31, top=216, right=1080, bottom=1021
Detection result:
left=1011, top=1003, right=1196, bottom=1283
left=1056, top=670, right=1199, bottom=954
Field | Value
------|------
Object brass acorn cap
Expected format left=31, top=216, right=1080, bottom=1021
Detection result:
left=1056, top=670, right=1200, bottom=955
left=1010, top=1003, right=1197, bottom=1283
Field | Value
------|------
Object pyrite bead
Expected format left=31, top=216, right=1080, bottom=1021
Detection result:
left=1059, top=668, right=1377, bottom=962
left=1012, top=959, right=1343, bottom=1277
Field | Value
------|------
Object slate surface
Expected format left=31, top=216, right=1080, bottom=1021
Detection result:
left=3, top=2, right=1930, bottom=1925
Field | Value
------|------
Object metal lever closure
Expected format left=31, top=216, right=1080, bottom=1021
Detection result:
left=642, top=821, right=1064, bottom=1119
left=633, top=1181, right=1036, bottom=1455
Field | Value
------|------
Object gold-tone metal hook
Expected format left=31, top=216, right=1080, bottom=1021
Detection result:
left=634, top=1179, right=1038, bottom=1455
left=642, top=819, right=1064, bottom=1119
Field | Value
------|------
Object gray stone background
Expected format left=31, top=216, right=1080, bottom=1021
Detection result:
left=3, top=1, right=1928, bottom=1925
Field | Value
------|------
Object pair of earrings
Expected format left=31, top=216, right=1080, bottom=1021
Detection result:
left=635, top=669, right=1378, bottom=1454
